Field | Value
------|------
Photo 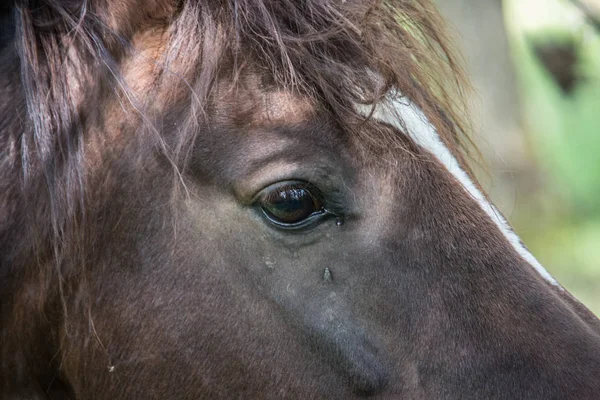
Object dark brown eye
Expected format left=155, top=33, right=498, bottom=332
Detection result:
left=260, top=183, right=325, bottom=227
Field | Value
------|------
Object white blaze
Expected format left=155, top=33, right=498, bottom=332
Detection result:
left=357, top=95, right=559, bottom=287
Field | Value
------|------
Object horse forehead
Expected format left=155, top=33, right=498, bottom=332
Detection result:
left=258, top=90, right=315, bottom=126
left=214, top=76, right=316, bottom=128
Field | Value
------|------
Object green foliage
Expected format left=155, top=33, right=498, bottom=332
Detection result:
left=505, top=0, right=600, bottom=314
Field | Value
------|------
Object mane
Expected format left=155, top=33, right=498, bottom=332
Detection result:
left=1, top=0, right=474, bottom=378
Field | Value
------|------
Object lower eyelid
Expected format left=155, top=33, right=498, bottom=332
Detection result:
left=260, top=208, right=332, bottom=230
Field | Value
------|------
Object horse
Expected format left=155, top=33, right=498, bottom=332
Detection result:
left=1, top=0, right=599, bottom=398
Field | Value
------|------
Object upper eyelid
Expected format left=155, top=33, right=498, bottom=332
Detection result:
left=234, top=159, right=340, bottom=202
left=252, top=180, right=321, bottom=204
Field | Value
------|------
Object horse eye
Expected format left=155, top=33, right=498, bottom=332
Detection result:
left=259, top=183, right=325, bottom=228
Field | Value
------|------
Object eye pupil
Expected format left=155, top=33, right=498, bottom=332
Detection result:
left=261, top=185, right=323, bottom=226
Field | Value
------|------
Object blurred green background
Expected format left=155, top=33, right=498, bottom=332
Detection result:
left=437, top=0, right=600, bottom=314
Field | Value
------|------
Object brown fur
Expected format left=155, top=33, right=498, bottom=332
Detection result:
left=1, top=1, right=599, bottom=398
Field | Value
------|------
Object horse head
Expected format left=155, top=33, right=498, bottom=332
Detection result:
left=1, top=1, right=599, bottom=398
